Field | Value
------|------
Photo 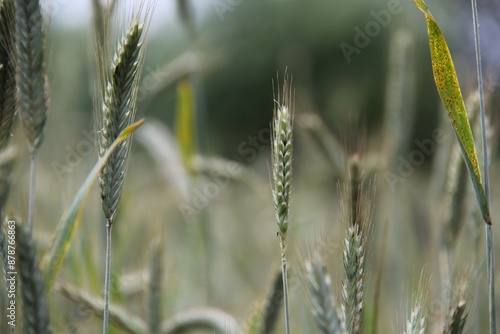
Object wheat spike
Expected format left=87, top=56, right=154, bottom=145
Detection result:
left=271, top=74, right=294, bottom=242
left=0, top=0, right=16, bottom=149
left=342, top=224, right=364, bottom=334
left=340, top=175, right=373, bottom=334
left=443, top=298, right=467, bottom=334
left=14, top=0, right=48, bottom=153
left=271, top=72, right=294, bottom=334
left=16, top=223, right=52, bottom=334
left=98, top=21, right=144, bottom=223
left=305, top=254, right=344, bottom=334
left=404, top=303, right=426, bottom=334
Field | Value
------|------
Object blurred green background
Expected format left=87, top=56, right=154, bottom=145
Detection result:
left=6, top=0, right=500, bottom=332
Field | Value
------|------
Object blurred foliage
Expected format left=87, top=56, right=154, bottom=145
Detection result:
left=3, top=0, right=500, bottom=332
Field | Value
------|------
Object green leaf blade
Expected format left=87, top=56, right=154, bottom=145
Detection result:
left=175, top=79, right=196, bottom=170
left=40, top=120, right=145, bottom=291
left=413, top=0, right=491, bottom=224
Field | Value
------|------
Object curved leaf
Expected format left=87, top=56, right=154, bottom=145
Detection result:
left=413, top=0, right=490, bottom=224
left=40, top=119, right=145, bottom=291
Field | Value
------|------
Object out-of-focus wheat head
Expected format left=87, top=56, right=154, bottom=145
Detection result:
left=0, top=0, right=16, bottom=150
left=14, top=0, right=48, bottom=153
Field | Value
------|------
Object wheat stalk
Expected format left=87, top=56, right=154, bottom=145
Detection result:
left=97, top=19, right=146, bottom=334
left=148, top=238, right=163, bottom=334
left=469, top=1, right=495, bottom=332
left=271, top=72, right=294, bottom=334
left=0, top=0, right=16, bottom=150
left=14, top=0, right=48, bottom=233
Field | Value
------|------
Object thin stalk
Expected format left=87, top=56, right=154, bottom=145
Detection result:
left=280, top=238, right=290, bottom=334
left=470, top=0, right=495, bottom=332
left=103, top=221, right=112, bottom=334
left=28, top=153, right=36, bottom=233
left=271, top=73, right=294, bottom=334
left=487, top=224, right=496, bottom=334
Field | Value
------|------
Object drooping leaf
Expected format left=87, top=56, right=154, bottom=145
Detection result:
left=40, top=120, right=145, bottom=291
left=413, top=0, right=490, bottom=224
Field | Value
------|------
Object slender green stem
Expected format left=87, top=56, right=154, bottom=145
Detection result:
left=470, top=1, right=495, bottom=332
left=487, top=224, right=496, bottom=334
left=280, top=239, right=290, bottom=334
left=103, top=221, right=113, bottom=334
left=28, top=153, right=37, bottom=233
left=470, top=0, right=489, bottom=200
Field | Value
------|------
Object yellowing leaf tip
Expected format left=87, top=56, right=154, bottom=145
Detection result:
left=119, top=119, right=145, bottom=139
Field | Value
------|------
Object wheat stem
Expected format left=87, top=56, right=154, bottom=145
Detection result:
left=271, top=73, right=294, bottom=334
left=103, top=221, right=112, bottom=334
left=97, top=20, right=145, bottom=333
left=281, top=238, right=290, bottom=334
left=487, top=224, right=496, bottom=334
left=470, top=1, right=495, bottom=332
left=14, top=0, right=47, bottom=234
left=28, top=153, right=36, bottom=232
left=148, top=238, right=163, bottom=334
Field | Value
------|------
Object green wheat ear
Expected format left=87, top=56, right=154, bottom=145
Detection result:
left=14, top=0, right=48, bottom=153
left=98, top=21, right=144, bottom=223
left=272, top=75, right=294, bottom=241
left=0, top=0, right=17, bottom=150
left=271, top=72, right=294, bottom=334
left=16, top=223, right=52, bottom=334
